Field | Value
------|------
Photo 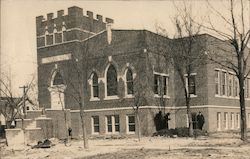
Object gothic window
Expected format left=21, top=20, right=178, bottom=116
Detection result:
left=46, top=34, right=53, bottom=45
left=92, top=72, right=99, bottom=98
left=126, top=68, right=134, bottom=95
left=107, top=64, right=118, bottom=96
left=53, top=72, right=64, bottom=85
left=62, top=25, right=67, bottom=42
left=55, top=33, right=62, bottom=43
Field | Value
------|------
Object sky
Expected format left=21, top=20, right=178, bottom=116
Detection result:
left=1, top=0, right=250, bottom=97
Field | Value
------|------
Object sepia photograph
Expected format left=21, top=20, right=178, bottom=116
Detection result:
left=0, top=0, right=250, bottom=158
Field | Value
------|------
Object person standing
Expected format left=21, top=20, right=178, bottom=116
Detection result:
left=164, top=113, right=171, bottom=129
left=197, top=112, right=205, bottom=130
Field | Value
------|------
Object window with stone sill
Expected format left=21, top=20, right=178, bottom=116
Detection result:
left=224, top=112, right=228, bottom=130
left=106, top=115, right=120, bottom=133
left=228, top=74, right=233, bottom=97
left=221, top=71, right=227, bottom=96
left=186, top=75, right=196, bottom=96
left=217, top=112, right=221, bottom=131
left=107, top=64, right=118, bottom=96
left=126, top=68, right=134, bottom=95
left=92, top=116, right=100, bottom=134
left=154, top=74, right=160, bottom=95
left=215, top=70, right=220, bottom=95
left=230, top=113, right=235, bottom=129
left=154, top=74, right=169, bottom=97
left=163, top=76, right=169, bottom=96
left=92, top=72, right=99, bottom=98
left=127, top=115, right=135, bottom=133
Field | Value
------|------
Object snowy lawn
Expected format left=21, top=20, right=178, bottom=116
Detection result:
left=1, top=135, right=250, bottom=159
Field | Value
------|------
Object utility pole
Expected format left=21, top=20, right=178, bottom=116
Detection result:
left=19, top=85, right=28, bottom=118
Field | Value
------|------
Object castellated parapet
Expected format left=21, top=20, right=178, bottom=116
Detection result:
left=36, top=6, right=114, bottom=47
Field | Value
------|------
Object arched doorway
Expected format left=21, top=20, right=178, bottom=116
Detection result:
left=48, top=71, right=66, bottom=109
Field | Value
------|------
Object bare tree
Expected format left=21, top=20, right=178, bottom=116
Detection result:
left=132, top=74, right=143, bottom=141
left=62, top=48, right=90, bottom=149
left=59, top=30, right=102, bottom=148
left=0, top=75, right=35, bottom=128
left=154, top=24, right=170, bottom=113
left=166, top=4, right=206, bottom=136
left=132, top=51, right=151, bottom=141
left=202, top=0, right=250, bottom=141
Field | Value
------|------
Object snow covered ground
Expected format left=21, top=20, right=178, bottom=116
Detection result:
left=1, top=135, right=250, bottom=159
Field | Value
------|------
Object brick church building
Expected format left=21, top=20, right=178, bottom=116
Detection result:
left=32, top=6, right=250, bottom=138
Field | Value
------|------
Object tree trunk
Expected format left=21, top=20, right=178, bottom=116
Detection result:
left=238, top=54, right=247, bottom=141
left=185, top=93, right=193, bottom=137
left=80, top=108, right=89, bottom=149
left=135, top=109, right=141, bottom=141
left=75, top=65, right=89, bottom=149
left=187, top=103, right=194, bottom=137
left=238, top=76, right=247, bottom=141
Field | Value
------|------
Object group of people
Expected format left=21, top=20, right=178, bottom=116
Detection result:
left=154, top=111, right=205, bottom=131
left=154, top=111, right=171, bottom=131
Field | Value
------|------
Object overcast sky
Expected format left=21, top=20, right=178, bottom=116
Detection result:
left=1, top=0, right=250, bottom=96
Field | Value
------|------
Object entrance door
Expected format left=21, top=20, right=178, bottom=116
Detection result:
left=48, top=71, right=66, bottom=109
left=50, top=88, right=65, bottom=109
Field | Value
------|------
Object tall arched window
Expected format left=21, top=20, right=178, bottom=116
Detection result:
left=107, top=64, right=118, bottom=96
left=92, top=72, right=99, bottom=98
left=126, top=68, right=134, bottom=95
left=53, top=72, right=64, bottom=85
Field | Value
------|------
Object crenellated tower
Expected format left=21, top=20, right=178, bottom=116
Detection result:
left=36, top=6, right=114, bottom=48
left=36, top=6, right=114, bottom=110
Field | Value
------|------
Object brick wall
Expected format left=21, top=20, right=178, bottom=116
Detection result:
left=205, top=34, right=250, bottom=107
left=45, top=109, right=71, bottom=139
left=69, top=107, right=177, bottom=138
left=36, top=117, right=53, bottom=139
left=38, top=30, right=174, bottom=111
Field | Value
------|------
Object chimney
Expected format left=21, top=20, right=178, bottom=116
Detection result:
left=106, top=23, right=112, bottom=44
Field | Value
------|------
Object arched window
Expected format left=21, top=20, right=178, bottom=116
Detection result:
left=92, top=72, right=99, bottom=98
left=126, top=68, right=134, bottom=95
left=53, top=72, right=64, bottom=85
left=107, top=64, right=118, bottom=96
